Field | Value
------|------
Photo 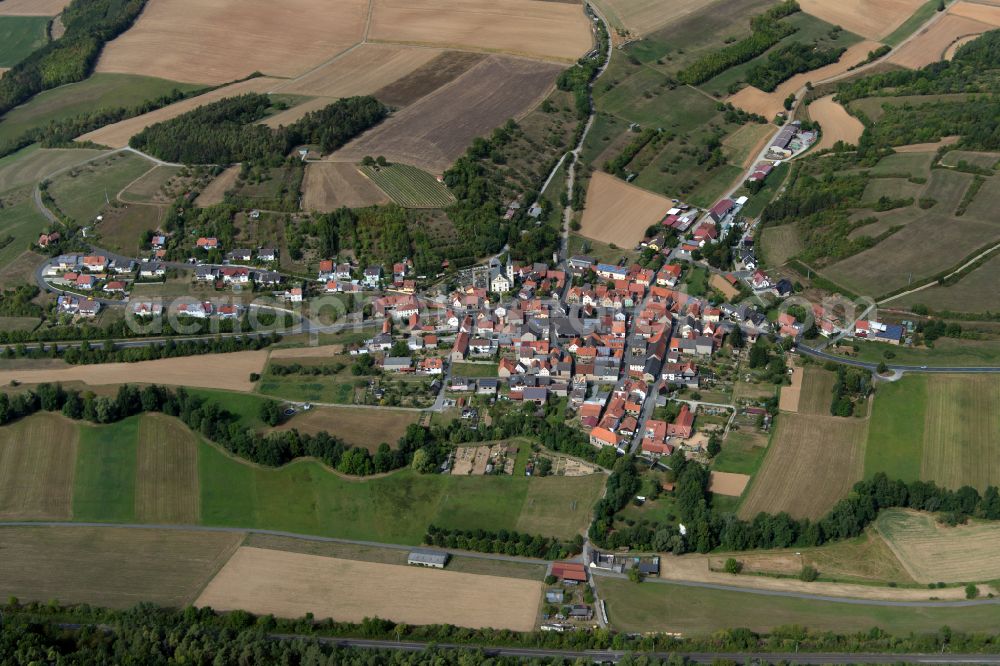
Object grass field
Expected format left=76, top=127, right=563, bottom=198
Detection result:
left=0, top=526, right=242, bottom=609
left=798, top=367, right=837, bottom=415
left=865, top=374, right=1000, bottom=490
left=360, top=163, right=455, bottom=208
left=759, top=223, right=803, bottom=266
left=0, top=145, right=105, bottom=194
left=135, top=414, right=199, bottom=523
left=0, top=414, right=77, bottom=520
left=0, top=16, right=48, bottom=68
left=0, top=188, right=51, bottom=273
left=73, top=417, right=139, bottom=522
left=739, top=412, right=868, bottom=520
left=598, top=576, right=1000, bottom=635
left=271, top=405, right=421, bottom=452
left=877, top=509, right=1000, bottom=583
left=896, top=251, right=1000, bottom=313
left=712, top=431, right=768, bottom=476
left=0, top=74, right=204, bottom=149
left=882, top=0, right=944, bottom=45
left=47, top=152, right=154, bottom=224
left=451, top=362, right=499, bottom=378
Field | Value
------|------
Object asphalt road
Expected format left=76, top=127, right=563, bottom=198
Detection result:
left=797, top=344, right=1000, bottom=374
left=281, top=636, right=1000, bottom=664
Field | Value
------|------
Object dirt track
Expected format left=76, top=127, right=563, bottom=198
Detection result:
left=0, top=351, right=269, bottom=392
left=579, top=172, right=674, bottom=247
left=809, top=95, right=864, bottom=150
left=196, top=547, right=542, bottom=631
left=96, top=0, right=366, bottom=84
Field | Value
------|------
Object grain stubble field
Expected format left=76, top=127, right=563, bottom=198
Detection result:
left=196, top=546, right=542, bottom=631
left=301, top=162, right=391, bottom=210
left=579, top=171, right=674, bottom=246
left=0, top=414, right=77, bottom=520
left=877, top=509, right=1000, bottom=583
left=798, top=0, right=926, bottom=40
left=808, top=95, right=865, bottom=150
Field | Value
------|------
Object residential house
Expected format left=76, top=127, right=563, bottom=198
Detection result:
left=196, top=237, right=219, bottom=250
left=666, top=404, right=694, bottom=438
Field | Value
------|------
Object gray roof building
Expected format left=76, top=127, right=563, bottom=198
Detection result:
left=407, top=550, right=449, bottom=568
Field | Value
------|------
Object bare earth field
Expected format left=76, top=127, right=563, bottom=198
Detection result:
left=196, top=547, right=542, bottom=631
left=301, top=162, right=391, bottom=211
left=777, top=363, right=803, bottom=412
left=592, top=0, right=710, bottom=37
left=708, top=471, right=750, bottom=496
left=0, top=526, right=243, bottom=608
left=729, top=41, right=881, bottom=118
left=332, top=56, right=562, bottom=173
left=809, top=95, right=865, bottom=150
left=273, top=44, right=443, bottom=99
left=0, top=0, right=71, bottom=15
left=877, top=509, right=1000, bottom=583
left=368, top=0, right=593, bottom=63
left=374, top=51, right=487, bottom=107
left=271, top=406, right=420, bottom=451
left=579, top=171, right=674, bottom=247
left=194, top=165, right=240, bottom=206
left=739, top=413, right=868, bottom=520
left=78, top=77, right=281, bottom=149
left=888, top=12, right=996, bottom=68
left=798, top=0, right=926, bottom=40
left=0, top=350, right=269, bottom=392
left=96, top=0, right=366, bottom=84
left=0, top=414, right=77, bottom=520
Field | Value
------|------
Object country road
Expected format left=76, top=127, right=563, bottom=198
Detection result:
left=797, top=344, right=1000, bottom=373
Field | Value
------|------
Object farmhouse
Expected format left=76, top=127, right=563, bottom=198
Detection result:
left=382, top=357, right=413, bottom=372
left=666, top=404, right=694, bottom=438
left=709, top=199, right=735, bottom=223
left=551, top=562, right=587, bottom=583
left=407, top=550, right=449, bottom=569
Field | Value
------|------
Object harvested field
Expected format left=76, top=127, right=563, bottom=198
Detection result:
left=374, top=51, right=487, bottom=107
left=877, top=509, right=1000, bottom=583
left=888, top=2, right=1000, bottom=69
left=77, top=77, right=281, bottom=149
left=0, top=145, right=104, bottom=194
left=592, top=0, right=707, bottom=37
left=708, top=471, right=750, bottom=496
left=921, top=374, right=1000, bottom=490
left=301, top=162, right=391, bottom=211
left=798, top=0, right=926, bottom=40
left=728, top=41, right=882, bottom=118
left=739, top=413, right=868, bottom=520
left=0, top=414, right=77, bottom=520
left=96, top=0, right=367, bottom=84
left=798, top=367, right=838, bottom=415
left=895, top=251, right=1000, bottom=313
left=360, top=163, right=455, bottom=208
left=368, top=0, right=593, bottom=63
left=273, top=43, right=443, bottom=99
left=331, top=56, right=562, bottom=173
left=894, top=137, right=959, bottom=152
left=809, top=95, right=864, bottom=150
left=0, top=350, right=269, bottom=392
left=579, top=171, right=674, bottom=247
left=135, top=414, right=199, bottom=523
left=0, top=526, right=242, bottom=608
left=271, top=406, right=420, bottom=452
left=777, top=363, right=803, bottom=412
left=260, top=97, right=332, bottom=130
left=196, top=547, right=542, bottom=630
left=944, top=33, right=980, bottom=58
left=0, top=0, right=70, bottom=14
left=195, top=165, right=240, bottom=207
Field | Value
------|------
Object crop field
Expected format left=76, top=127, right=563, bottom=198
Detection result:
left=798, top=0, right=926, bottom=40
left=273, top=44, right=443, bottom=99
left=374, top=51, right=487, bottom=107
left=77, top=77, right=281, bottom=149
left=135, top=415, right=199, bottom=523
left=808, top=95, right=865, bottom=150
left=0, top=526, right=242, bottom=608
left=721, top=122, right=774, bottom=168
left=301, top=162, right=391, bottom=210
left=367, top=0, right=593, bottom=63
left=797, top=367, right=837, bottom=415
left=877, top=509, right=1000, bottom=583
left=514, top=471, right=607, bottom=539
left=73, top=418, right=139, bottom=522
left=0, top=74, right=204, bottom=148
left=579, top=172, right=674, bottom=247
left=331, top=56, right=562, bottom=173
left=592, top=0, right=711, bottom=38
left=941, top=150, right=1000, bottom=170
left=0, top=414, right=77, bottom=520
left=598, top=576, right=1000, bottom=635
left=759, top=223, right=803, bottom=266
left=896, top=251, right=1000, bottom=313
left=360, top=163, right=455, bottom=207
left=0, top=189, right=51, bottom=272
left=271, top=405, right=420, bottom=452
left=888, top=13, right=997, bottom=68
left=47, top=152, right=154, bottom=223
left=196, top=547, right=542, bottom=630
left=728, top=40, right=877, bottom=119
left=0, top=16, right=48, bottom=67
left=0, top=0, right=71, bottom=14
left=195, top=165, right=239, bottom=206
left=739, top=413, right=868, bottom=520
left=0, top=350, right=270, bottom=392
left=97, top=0, right=367, bottom=84
left=0, top=145, right=104, bottom=194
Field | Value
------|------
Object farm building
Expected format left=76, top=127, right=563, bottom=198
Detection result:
left=551, top=562, right=587, bottom=582
left=708, top=199, right=735, bottom=223
left=407, top=550, right=449, bottom=569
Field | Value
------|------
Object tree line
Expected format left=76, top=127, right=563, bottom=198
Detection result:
left=678, top=0, right=801, bottom=85
left=3, top=334, right=275, bottom=366
left=424, top=525, right=581, bottom=560
left=745, top=41, right=846, bottom=92
left=0, top=0, right=147, bottom=117
left=130, top=94, right=387, bottom=165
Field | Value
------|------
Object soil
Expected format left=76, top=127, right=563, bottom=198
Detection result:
left=374, top=50, right=487, bottom=107
left=888, top=12, right=995, bottom=69
left=707, top=471, right=750, bottom=496
left=809, top=95, right=864, bottom=151
left=799, top=0, right=927, bottom=40
left=301, top=162, right=391, bottom=211
left=196, top=547, right=542, bottom=631
left=579, top=171, right=674, bottom=247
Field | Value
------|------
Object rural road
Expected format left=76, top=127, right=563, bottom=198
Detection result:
left=276, top=637, right=1000, bottom=665
left=796, top=344, right=1000, bottom=373
left=7, top=520, right=1000, bottom=609
left=877, top=241, right=1000, bottom=305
